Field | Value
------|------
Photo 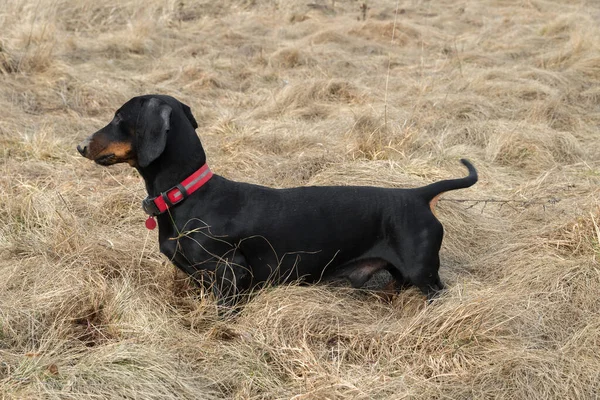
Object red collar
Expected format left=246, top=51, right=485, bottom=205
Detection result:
left=142, top=164, right=213, bottom=229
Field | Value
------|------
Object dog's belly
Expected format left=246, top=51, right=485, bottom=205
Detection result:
left=237, top=234, right=398, bottom=286
left=239, top=237, right=350, bottom=284
left=164, top=230, right=354, bottom=283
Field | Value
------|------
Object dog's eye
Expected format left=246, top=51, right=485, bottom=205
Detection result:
left=113, top=113, right=122, bottom=125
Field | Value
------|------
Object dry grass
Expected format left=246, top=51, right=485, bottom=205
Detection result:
left=1, top=0, right=599, bottom=398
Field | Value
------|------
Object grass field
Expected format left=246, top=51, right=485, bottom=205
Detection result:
left=1, top=0, right=599, bottom=398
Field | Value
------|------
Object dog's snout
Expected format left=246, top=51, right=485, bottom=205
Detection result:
left=77, top=137, right=91, bottom=157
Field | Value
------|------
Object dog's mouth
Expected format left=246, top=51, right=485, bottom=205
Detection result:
left=95, top=153, right=117, bottom=166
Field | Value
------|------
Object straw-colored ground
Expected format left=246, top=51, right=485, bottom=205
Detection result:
left=1, top=0, right=599, bottom=398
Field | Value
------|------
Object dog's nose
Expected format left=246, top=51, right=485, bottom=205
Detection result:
left=77, top=137, right=91, bottom=157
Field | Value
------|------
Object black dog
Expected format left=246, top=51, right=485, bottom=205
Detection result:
left=77, top=95, right=477, bottom=308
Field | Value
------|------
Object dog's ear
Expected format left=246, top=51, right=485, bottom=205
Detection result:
left=180, top=102, right=198, bottom=129
left=136, top=98, right=172, bottom=168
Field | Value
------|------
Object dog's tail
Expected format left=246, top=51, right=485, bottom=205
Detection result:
left=418, top=159, right=478, bottom=210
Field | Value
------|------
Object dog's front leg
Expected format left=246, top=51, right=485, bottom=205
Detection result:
left=208, top=254, right=251, bottom=315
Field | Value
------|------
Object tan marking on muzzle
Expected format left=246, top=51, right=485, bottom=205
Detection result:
left=97, top=142, right=133, bottom=159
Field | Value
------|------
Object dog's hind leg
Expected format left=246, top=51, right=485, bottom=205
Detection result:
left=392, top=216, right=446, bottom=301
left=404, top=253, right=445, bottom=301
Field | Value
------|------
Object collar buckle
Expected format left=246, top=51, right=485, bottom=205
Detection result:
left=142, top=197, right=160, bottom=216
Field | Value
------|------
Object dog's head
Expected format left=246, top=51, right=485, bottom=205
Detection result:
left=77, top=95, right=198, bottom=168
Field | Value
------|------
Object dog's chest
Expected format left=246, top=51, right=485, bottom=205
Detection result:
left=158, top=237, right=177, bottom=260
